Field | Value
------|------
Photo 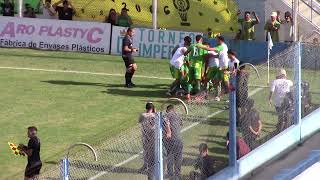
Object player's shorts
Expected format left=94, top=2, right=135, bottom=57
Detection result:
left=170, top=64, right=189, bottom=80
left=206, top=67, right=219, bottom=80
left=25, top=161, right=42, bottom=178
left=189, top=62, right=202, bottom=80
left=122, top=55, right=135, bottom=68
left=223, top=70, right=230, bottom=82
left=170, top=65, right=180, bottom=79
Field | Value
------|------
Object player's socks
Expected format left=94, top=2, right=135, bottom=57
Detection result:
left=125, top=72, right=131, bottom=85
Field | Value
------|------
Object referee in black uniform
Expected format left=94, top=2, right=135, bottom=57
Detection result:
left=122, top=28, right=138, bottom=88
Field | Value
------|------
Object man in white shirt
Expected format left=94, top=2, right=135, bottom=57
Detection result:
left=269, top=69, right=294, bottom=131
left=168, top=36, right=192, bottom=99
left=42, top=0, right=56, bottom=19
left=227, top=50, right=240, bottom=74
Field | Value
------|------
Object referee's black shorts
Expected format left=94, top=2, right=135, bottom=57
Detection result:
left=122, top=55, right=135, bottom=68
left=25, top=161, right=42, bottom=178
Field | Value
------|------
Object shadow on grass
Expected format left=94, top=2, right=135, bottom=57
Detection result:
left=70, top=160, right=142, bottom=175
left=42, top=81, right=168, bottom=90
left=102, top=149, right=140, bottom=155
left=42, top=80, right=105, bottom=87
left=261, top=110, right=278, bottom=116
left=105, top=83, right=169, bottom=89
left=102, top=89, right=167, bottom=98
left=44, top=160, right=59, bottom=165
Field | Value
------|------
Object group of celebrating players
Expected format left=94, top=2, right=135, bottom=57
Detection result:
left=168, top=35, right=240, bottom=101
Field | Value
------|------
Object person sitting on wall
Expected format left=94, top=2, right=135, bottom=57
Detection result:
left=117, top=7, right=133, bottom=27
left=23, top=3, right=36, bottom=18
left=0, top=0, right=14, bottom=16
left=105, top=8, right=118, bottom=26
left=53, top=0, right=75, bottom=21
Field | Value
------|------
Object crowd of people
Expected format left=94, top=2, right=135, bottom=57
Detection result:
left=166, top=35, right=240, bottom=101
left=0, top=0, right=133, bottom=27
left=235, top=10, right=294, bottom=42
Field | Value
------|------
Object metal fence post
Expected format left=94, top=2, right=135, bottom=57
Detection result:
left=61, top=158, right=69, bottom=180
left=155, top=112, right=164, bottom=180
left=294, top=42, right=302, bottom=138
left=229, top=75, right=237, bottom=167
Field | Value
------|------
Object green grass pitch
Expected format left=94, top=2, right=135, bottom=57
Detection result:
left=0, top=48, right=319, bottom=179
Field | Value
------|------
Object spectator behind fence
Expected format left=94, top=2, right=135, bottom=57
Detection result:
left=238, top=11, right=260, bottom=40
left=138, top=102, right=156, bottom=179
left=264, top=12, right=281, bottom=42
left=53, top=0, right=75, bottom=20
left=18, top=126, right=42, bottom=180
left=23, top=3, right=36, bottom=18
left=240, top=99, right=262, bottom=149
left=164, top=104, right=183, bottom=179
left=42, top=0, right=56, bottom=19
left=189, top=143, right=215, bottom=180
left=117, top=7, right=132, bottom=27
left=226, top=132, right=250, bottom=160
left=0, top=0, right=14, bottom=16
left=236, top=64, right=249, bottom=126
left=279, top=11, right=293, bottom=42
left=105, top=8, right=118, bottom=26
left=269, top=69, right=294, bottom=132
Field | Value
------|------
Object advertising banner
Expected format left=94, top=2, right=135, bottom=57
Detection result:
left=0, top=17, right=111, bottom=54
left=111, top=26, right=201, bottom=59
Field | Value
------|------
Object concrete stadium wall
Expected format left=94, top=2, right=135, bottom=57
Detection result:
left=209, top=107, right=320, bottom=180
left=274, top=150, right=320, bottom=179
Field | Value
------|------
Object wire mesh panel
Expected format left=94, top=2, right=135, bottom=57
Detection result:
left=160, top=96, right=230, bottom=180
left=236, top=43, right=299, bottom=152
left=301, top=43, right=320, bottom=118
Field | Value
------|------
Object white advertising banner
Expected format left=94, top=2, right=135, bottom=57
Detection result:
left=0, top=17, right=111, bottom=54
left=111, top=26, right=201, bottom=59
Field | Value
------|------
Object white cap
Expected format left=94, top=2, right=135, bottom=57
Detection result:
left=271, top=12, right=278, bottom=17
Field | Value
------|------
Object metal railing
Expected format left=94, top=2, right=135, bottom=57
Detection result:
left=300, top=0, right=320, bottom=24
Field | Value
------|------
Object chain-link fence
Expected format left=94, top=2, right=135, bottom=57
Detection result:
left=235, top=43, right=299, bottom=152
left=38, top=95, right=229, bottom=180
left=301, top=42, right=320, bottom=118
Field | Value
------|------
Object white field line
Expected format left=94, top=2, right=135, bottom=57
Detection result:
left=0, top=65, right=264, bottom=179
left=0, top=66, right=269, bottom=88
left=0, top=66, right=173, bottom=80
left=89, top=88, right=264, bottom=180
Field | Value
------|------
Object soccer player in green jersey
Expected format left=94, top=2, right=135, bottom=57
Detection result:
left=184, top=35, right=208, bottom=94
left=197, top=36, right=234, bottom=101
